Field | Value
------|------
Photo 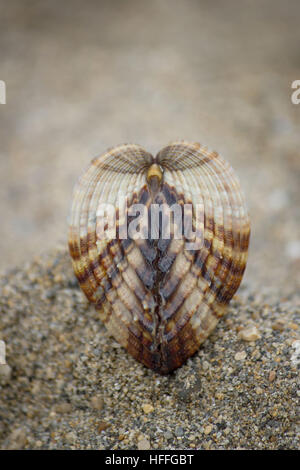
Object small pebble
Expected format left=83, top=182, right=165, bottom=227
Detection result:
left=0, top=364, right=12, bottom=385
left=142, top=403, right=154, bottom=414
left=65, top=431, right=76, bottom=443
left=97, top=422, right=110, bottom=433
left=175, top=426, right=184, bottom=437
left=54, top=403, right=72, bottom=414
left=204, top=425, right=213, bottom=435
left=272, top=320, right=285, bottom=331
left=239, top=326, right=261, bottom=342
left=137, top=438, right=151, bottom=450
left=234, top=351, right=247, bottom=361
left=90, top=396, right=104, bottom=410
left=6, top=428, right=27, bottom=450
left=268, top=370, right=276, bottom=382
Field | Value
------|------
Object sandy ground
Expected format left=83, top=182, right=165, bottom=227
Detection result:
left=0, top=0, right=299, bottom=449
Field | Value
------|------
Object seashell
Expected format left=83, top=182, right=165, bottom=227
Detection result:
left=68, top=141, right=250, bottom=374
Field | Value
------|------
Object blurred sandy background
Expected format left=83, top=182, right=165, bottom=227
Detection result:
left=0, top=0, right=299, bottom=290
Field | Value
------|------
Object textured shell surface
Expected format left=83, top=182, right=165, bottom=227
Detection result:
left=68, top=141, right=250, bottom=374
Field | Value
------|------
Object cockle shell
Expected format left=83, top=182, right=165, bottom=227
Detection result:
left=68, top=141, right=250, bottom=374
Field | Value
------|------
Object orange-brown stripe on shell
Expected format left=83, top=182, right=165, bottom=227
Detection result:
left=68, top=142, right=250, bottom=374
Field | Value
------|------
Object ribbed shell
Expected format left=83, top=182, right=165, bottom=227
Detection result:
left=68, top=142, right=250, bottom=374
